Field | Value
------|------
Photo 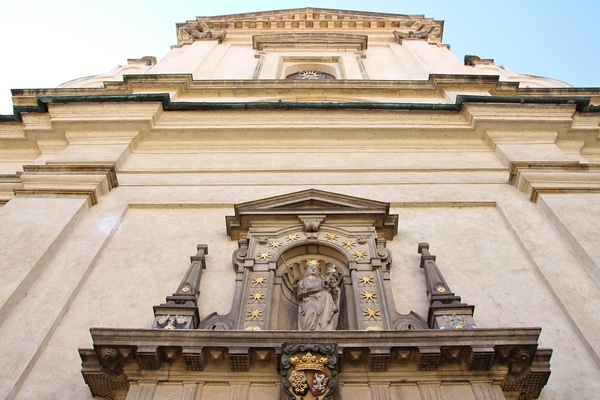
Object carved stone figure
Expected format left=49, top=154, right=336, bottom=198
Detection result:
left=295, top=261, right=340, bottom=330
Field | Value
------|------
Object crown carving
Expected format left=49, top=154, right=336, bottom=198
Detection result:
left=290, top=352, right=329, bottom=371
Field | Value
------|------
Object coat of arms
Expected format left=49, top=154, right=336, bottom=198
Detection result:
left=281, top=344, right=338, bottom=400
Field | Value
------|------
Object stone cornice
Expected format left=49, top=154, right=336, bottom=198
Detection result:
left=0, top=93, right=600, bottom=123
left=509, top=161, right=600, bottom=202
left=80, top=327, right=551, bottom=400
left=225, top=188, right=398, bottom=240
left=4, top=74, right=599, bottom=118
left=14, top=164, right=118, bottom=206
left=176, top=8, right=443, bottom=46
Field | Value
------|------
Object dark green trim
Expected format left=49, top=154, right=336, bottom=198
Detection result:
left=1, top=93, right=598, bottom=123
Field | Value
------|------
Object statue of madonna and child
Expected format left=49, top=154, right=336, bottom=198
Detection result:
left=294, top=260, right=342, bottom=331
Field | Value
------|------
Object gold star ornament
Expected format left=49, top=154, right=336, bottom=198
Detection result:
left=359, top=275, right=374, bottom=285
left=252, top=276, right=267, bottom=286
left=286, top=233, right=300, bottom=241
left=249, top=292, right=265, bottom=302
left=268, top=241, right=282, bottom=249
left=258, top=251, right=272, bottom=260
left=353, top=251, right=367, bottom=260
left=361, top=291, right=377, bottom=301
left=247, top=309, right=263, bottom=320
left=325, top=233, right=339, bottom=241
left=342, top=240, right=356, bottom=249
left=363, top=308, right=381, bottom=320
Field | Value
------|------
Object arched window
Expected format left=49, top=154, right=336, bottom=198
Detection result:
left=286, top=70, right=336, bottom=80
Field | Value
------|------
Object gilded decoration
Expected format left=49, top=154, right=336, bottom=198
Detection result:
left=360, top=291, right=377, bottom=301
left=281, top=343, right=338, bottom=400
left=252, top=276, right=267, bottom=286
left=73, top=191, right=551, bottom=399
left=249, top=292, right=265, bottom=302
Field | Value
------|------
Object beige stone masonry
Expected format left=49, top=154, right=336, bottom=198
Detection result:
left=0, top=198, right=127, bottom=400
left=508, top=162, right=600, bottom=202
left=0, top=197, right=88, bottom=323
left=16, top=164, right=118, bottom=207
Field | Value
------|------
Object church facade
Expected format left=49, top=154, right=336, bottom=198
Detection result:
left=0, top=8, right=599, bottom=400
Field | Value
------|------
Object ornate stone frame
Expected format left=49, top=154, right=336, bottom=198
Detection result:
left=79, top=189, right=552, bottom=400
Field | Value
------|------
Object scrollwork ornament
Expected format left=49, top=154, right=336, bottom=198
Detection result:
left=510, top=347, right=532, bottom=364
left=99, top=347, right=119, bottom=362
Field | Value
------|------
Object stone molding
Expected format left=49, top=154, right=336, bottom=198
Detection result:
left=225, top=188, right=399, bottom=241
left=508, top=161, right=600, bottom=202
left=176, top=8, right=443, bottom=46
left=252, top=33, right=368, bottom=51
left=14, top=164, right=118, bottom=206
left=80, top=328, right=551, bottom=400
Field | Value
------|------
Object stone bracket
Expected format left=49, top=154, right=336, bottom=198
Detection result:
left=417, top=346, right=441, bottom=371
left=15, top=164, right=118, bottom=206
left=229, top=347, right=250, bottom=371
left=368, top=347, right=391, bottom=372
left=80, top=328, right=551, bottom=399
left=508, top=161, right=600, bottom=202
left=469, top=347, right=495, bottom=371
left=183, top=347, right=205, bottom=371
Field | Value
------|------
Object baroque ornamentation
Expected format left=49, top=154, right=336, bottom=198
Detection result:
left=281, top=343, right=338, bottom=400
left=295, top=260, right=342, bottom=331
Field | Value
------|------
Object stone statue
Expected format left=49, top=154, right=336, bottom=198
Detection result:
left=295, top=260, right=341, bottom=331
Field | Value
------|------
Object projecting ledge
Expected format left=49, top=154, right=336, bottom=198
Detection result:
left=80, top=328, right=551, bottom=399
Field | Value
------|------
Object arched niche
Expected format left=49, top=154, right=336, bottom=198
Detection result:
left=274, top=243, right=353, bottom=330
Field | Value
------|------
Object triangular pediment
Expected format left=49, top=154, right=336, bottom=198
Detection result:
left=177, top=8, right=443, bottom=46
left=226, top=189, right=398, bottom=240
left=194, top=8, right=424, bottom=22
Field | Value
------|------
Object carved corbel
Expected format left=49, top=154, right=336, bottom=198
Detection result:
left=417, top=346, right=441, bottom=371
left=393, top=29, right=430, bottom=44
left=185, top=22, right=227, bottom=44
left=368, top=347, right=391, bottom=372
left=136, top=346, right=161, bottom=370
left=229, top=347, right=251, bottom=371
left=299, top=215, right=325, bottom=239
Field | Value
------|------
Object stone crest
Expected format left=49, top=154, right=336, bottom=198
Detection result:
left=281, top=343, right=338, bottom=400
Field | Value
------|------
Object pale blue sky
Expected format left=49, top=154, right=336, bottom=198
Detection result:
left=1, top=0, right=598, bottom=113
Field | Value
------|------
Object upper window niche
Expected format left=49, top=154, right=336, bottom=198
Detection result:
left=281, top=59, right=341, bottom=80
left=286, top=70, right=336, bottom=80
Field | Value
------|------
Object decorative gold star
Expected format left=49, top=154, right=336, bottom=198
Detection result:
left=342, top=240, right=356, bottom=249
left=325, top=233, right=339, bottom=241
left=252, top=276, right=267, bottom=286
left=353, top=251, right=367, bottom=260
left=359, top=275, right=374, bottom=285
left=247, top=309, right=263, bottom=320
left=258, top=251, right=272, bottom=260
left=286, top=233, right=300, bottom=241
left=361, top=291, right=377, bottom=301
left=249, top=292, right=265, bottom=302
left=363, top=308, right=381, bottom=320
left=268, top=241, right=282, bottom=249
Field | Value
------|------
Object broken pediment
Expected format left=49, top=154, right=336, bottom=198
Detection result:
left=225, top=189, right=399, bottom=240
